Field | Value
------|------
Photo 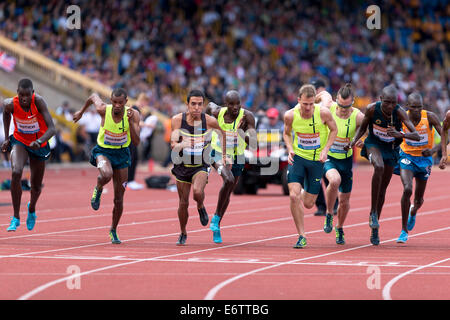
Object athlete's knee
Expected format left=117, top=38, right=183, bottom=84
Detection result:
left=223, top=176, right=235, bottom=189
left=328, top=176, right=341, bottom=189
left=414, top=197, right=424, bottom=208
left=192, top=188, right=204, bottom=203
left=373, top=161, right=384, bottom=174
left=289, top=188, right=301, bottom=203
left=179, top=198, right=189, bottom=209
left=11, top=167, right=23, bottom=179
left=113, top=197, right=124, bottom=208
left=303, top=198, right=315, bottom=209
left=402, top=184, right=413, bottom=198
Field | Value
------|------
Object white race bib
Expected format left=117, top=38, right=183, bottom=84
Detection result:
left=297, top=132, right=320, bottom=150
left=373, top=124, right=394, bottom=143
left=16, top=118, right=40, bottom=134
left=104, top=130, right=128, bottom=146
left=330, top=136, right=350, bottom=153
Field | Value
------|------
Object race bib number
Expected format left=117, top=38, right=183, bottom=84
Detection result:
left=183, top=137, right=206, bottom=156
left=104, top=130, right=128, bottom=146
left=405, top=129, right=428, bottom=147
left=373, top=124, right=394, bottom=143
left=297, top=132, right=320, bottom=150
left=225, top=131, right=239, bottom=149
left=330, top=136, right=350, bottom=153
left=16, top=118, right=40, bottom=134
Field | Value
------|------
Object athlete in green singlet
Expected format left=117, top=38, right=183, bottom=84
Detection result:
left=283, top=84, right=337, bottom=248
left=73, top=88, right=140, bottom=244
left=322, top=84, right=364, bottom=245
left=207, top=90, right=256, bottom=244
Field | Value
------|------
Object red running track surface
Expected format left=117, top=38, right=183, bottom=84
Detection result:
left=0, top=164, right=449, bottom=300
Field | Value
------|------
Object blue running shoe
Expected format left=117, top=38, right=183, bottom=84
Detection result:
left=176, top=233, right=187, bottom=246
left=7, top=217, right=20, bottom=232
left=407, top=205, right=416, bottom=231
left=396, top=230, right=408, bottom=243
left=213, top=230, right=222, bottom=244
left=210, top=214, right=220, bottom=232
left=26, top=202, right=37, bottom=231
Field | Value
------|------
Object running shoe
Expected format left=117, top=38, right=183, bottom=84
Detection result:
left=198, top=207, right=209, bottom=226
left=213, top=230, right=222, bottom=244
left=176, top=233, right=187, bottom=246
left=396, top=230, right=408, bottom=243
left=293, top=235, right=307, bottom=249
left=323, top=213, right=333, bottom=233
left=370, top=228, right=380, bottom=246
left=369, top=212, right=379, bottom=229
left=109, top=229, right=121, bottom=244
left=91, top=187, right=102, bottom=211
left=407, top=205, right=416, bottom=231
left=26, top=202, right=36, bottom=231
left=335, top=227, right=345, bottom=245
left=7, top=217, right=20, bottom=232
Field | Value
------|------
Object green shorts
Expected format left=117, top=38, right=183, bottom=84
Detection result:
left=287, top=155, right=324, bottom=194
left=210, top=149, right=245, bottom=177
left=323, top=155, right=353, bottom=193
left=9, top=135, right=51, bottom=161
left=361, top=140, right=399, bottom=167
left=90, top=144, right=131, bottom=170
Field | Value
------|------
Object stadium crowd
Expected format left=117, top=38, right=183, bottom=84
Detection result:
left=0, top=0, right=448, bottom=169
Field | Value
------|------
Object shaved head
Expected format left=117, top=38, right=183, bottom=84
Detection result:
left=224, top=90, right=240, bottom=104
left=381, top=85, right=398, bottom=100
left=407, top=92, right=423, bottom=107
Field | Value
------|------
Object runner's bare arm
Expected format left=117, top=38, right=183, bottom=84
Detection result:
left=350, top=103, right=375, bottom=148
left=1, top=98, right=14, bottom=152
left=396, top=107, right=420, bottom=141
left=320, top=107, right=337, bottom=162
left=31, top=95, right=56, bottom=148
left=283, top=109, right=295, bottom=165
left=439, top=111, right=450, bottom=169
left=127, top=108, right=141, bottom=146
left=423, top=111, right=443, bottom=156
left=73, top=93, right=106, bottom=122
left=206, top=114, right=227, bottom=164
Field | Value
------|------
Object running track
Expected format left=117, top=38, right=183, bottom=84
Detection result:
left=0, top=164, right=449, bottom=300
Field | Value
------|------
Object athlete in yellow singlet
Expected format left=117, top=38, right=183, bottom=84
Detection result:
left=283, top=84, right=337, bottom=248
left=322, top=84, right=364, bottom=245
left=73, top=88, right=141, bottom=244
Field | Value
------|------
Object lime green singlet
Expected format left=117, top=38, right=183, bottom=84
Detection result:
left=211, top=107, right=246, bottom=156
left=292, top=104, right=328, bottom=161
left=97, top=105, right=131, bottom=149
left=328, top=102, right=358, bottom=159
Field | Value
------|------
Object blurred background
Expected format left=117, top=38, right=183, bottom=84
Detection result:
left=0, top=0, right=448, bottom=180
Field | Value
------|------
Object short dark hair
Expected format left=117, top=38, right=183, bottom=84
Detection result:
left=112, top=87, right=128, bottom=99
left=18, top=78, right=33, bottom=90
left=298, top=84, right=316, bottom=98
left=187, top=89, right=205, bottom=103
left=337, top=83, right=354, bottom=100
left=312, top=79, right=326, bottom=90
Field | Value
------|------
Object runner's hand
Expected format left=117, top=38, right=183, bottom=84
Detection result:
left=421, top=148, right=433, bottom=157
left=287, top=149, right=295, bottom=165
left=1, top=139, right=10, bottom=153
left=29, top=140, right=41, bottom=150
left=439, top=156, right=447, bottom=170
left=73, top=111, right=83, bottom=123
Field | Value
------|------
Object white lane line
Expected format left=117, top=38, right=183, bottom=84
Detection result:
left=382, top=257, right=450, bottom=300
left=204, top=225, right=450, bottom=300
left=16, top=210, right=450, bottom=300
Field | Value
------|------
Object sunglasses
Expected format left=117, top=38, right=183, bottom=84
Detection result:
left=337, top=100, right=354, bottom=108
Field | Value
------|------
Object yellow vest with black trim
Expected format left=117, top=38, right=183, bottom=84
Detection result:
left=211, top=107, right=246, bottom=156
left=292, top=104, right=328, bottom=161
left=328, top=102, right=359, bottom=159
left=97, top=105, right=131, bottom=149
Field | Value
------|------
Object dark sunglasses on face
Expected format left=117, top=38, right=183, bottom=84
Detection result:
left=337, top=100, right=354, bottom=108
